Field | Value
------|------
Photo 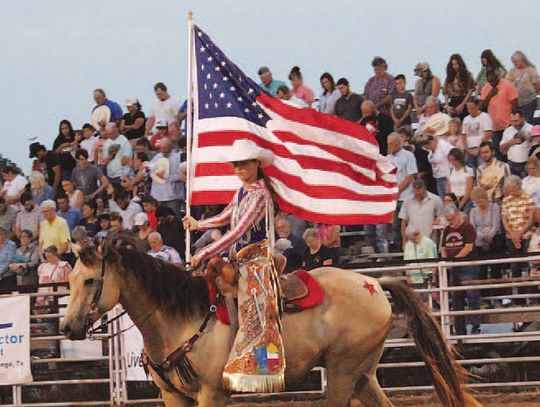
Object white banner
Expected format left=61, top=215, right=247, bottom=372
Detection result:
left=0, top=295, right=33, bottom=384
left=120, top=314, right=150, bottom=381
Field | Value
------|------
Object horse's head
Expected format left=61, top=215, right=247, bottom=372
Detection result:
left=60, top=239, right=121, bottom=340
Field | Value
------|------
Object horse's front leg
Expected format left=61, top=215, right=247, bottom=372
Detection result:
left=197, top=384, right=229, bottom=407
left=161, top=389, right=195, bottom=407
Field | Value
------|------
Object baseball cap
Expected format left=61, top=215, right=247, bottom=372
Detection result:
left=133, top=212, right=149, bottom=226
left=257, top=66, right=270, bottom=75
left=29, top=142, right=46, bottom=158
left=125, top=98, right=139, bottom=107
left=156, top=119, right=168, bottom=129
left=414, top=62, right=430, bottom=72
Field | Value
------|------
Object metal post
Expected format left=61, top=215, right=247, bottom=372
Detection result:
left=439, top=262, right=451, bottom=337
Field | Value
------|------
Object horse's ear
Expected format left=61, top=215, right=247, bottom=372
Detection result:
left=96, top=239, right=109, bottom=259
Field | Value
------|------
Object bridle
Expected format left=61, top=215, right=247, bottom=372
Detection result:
left=84, top=256, right=128, bottom=338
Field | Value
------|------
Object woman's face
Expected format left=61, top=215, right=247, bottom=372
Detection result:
left=447, top=154, right=460, bottom=168
left=443, top=195, right=455, bottom=207
left=451, top=59, right=460, bottom=72
left=290, top=76, right=301, bottom=88
left=62, top=180, right=74, bottom=193
left=233, top=159, right=259, bottom=183
left=481, top=57, right=487, bottom=67
left=60, top=123, right=70, bottom=137
left=44, top=251, right=59, bottom=263
left=321, top=77, right=331, bottom=91
left=473, top=196, right=488, bottom=208
left=511, top=56, right=523, bottom=69
left=127, top=104, right=138, bottom=114
left=305, top=236, right=320, bottom=250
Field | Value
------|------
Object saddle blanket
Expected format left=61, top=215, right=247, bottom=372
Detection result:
left=209, top=270, right=325, bottom=326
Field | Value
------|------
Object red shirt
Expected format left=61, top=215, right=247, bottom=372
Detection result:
left=145, top=209, right=158, bottom=230
left=442, top=220, right=476, bottom=259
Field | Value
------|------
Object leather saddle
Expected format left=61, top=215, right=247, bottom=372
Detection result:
left=206, top=255, right=307, bottom=301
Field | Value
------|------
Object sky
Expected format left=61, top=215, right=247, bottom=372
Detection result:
left=1, top=0, right=539, bottom=173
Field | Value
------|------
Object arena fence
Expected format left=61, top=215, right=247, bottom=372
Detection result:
left=1, top=254, right=540, bottom=406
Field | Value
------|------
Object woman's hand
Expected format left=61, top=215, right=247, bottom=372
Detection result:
left=190, top=255, right=201, bottom=269
left=182, top=215, right=198, bottom=231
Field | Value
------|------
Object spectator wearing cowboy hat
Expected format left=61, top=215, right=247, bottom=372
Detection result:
left=92, top=88, right=123, bottom=129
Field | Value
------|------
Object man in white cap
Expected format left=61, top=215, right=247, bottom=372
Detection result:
left=39, top=200, right=70, bottom=259
left=120, top=98, right=146, bottom=144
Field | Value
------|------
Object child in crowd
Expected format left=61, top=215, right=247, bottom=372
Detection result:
left=444, top=118, right=465, bottom=151
left=95, top=213, right=111, bottom=239
left=149, top=120, right=169, bottom=150
left=142, top=197, right=158, bottom=230
left=390, top=75, right=413, bottom=131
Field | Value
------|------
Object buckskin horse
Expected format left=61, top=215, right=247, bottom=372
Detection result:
left=60, top=238, right=480, bottom=407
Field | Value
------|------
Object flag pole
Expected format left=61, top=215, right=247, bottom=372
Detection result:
left=184, top=10, right=194, bottom=263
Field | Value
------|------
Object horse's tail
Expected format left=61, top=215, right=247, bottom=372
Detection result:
left=380, top=279, right=481, bottom=407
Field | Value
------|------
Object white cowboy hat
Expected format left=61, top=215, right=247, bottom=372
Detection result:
left=91, top=105, right=111, bottom=130
left=145, top=157, right=170, bottom=184
left=226, top=139, right=275, bottom=167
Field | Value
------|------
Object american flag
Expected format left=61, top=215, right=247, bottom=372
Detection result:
left=190, top=26, right=397, bottom=225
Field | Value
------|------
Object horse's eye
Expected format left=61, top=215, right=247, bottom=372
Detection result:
left=84, top=278, right=95, bottom=287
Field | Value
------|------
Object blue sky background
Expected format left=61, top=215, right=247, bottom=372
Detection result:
left=1, top=0, right=538, bottom=173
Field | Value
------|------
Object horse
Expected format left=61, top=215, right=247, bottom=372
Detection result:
left=60, top=237, right=480, bottom=407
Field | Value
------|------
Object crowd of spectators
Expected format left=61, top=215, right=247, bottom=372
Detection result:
left=0, top=50, right=539, bottom=336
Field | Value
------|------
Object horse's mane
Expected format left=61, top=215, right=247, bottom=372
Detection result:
left=79, top=235, right=210, bottom=318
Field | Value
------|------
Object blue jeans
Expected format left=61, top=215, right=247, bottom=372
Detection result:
left=365, top=224, right=389, bottom=253
left=435, top=177, right=447, bottom=198
left=449, top=265, right=480, bottom=334
left=392, top=201, right=403, bottom=250
left=520, top=99, right=538, bottom=123
left=491, top=130, right=505, bottom=162
left=509, top=161, right=527, bottom=178
left=506, top=238, right=530, bottom=277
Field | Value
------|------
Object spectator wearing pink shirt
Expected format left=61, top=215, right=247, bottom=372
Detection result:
left=480, top=70, right=518, bottom=160
left=316, top=223, right=341, bottom=264
left=289, top=66, right=315, bottom=107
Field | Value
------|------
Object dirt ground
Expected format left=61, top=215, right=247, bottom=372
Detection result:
left=232, top=392, right=540, bottom=406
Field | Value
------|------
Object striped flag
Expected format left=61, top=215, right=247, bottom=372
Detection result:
left=189, top=26, right=397, bottom=225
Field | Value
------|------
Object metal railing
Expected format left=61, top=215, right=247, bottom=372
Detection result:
left=1, top=254, right=540, bottom=405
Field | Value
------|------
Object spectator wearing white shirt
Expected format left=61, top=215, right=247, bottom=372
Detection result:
left=421, top=135, right=454, bottom=198
left=522, top=157, right=540, bottom=205
left=2, top=166, right=28, bottom=207
left=144, top=82, right=181, bottom=137
left=500, top=110, right=533, bottom=177
left=276, top=85, right=308, bottom=107
left=147, top=231, right=182, bottom=267
left=79, top=123, right=99, bottom=163
left=102, top=123, right=132, bottom=182
left=109, top=188, right=142, bottom=230
left=318, top=73, right=341, bottom=114
left=446, top=148, right=474, bottom=212
left=462, top=98, right=493, bottom=169
left=386, top=132, right=418, bottom=250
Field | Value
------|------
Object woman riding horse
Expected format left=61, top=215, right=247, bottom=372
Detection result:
left=182, top=139, right=285, bottom=393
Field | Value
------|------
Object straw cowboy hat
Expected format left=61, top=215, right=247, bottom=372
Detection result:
left=226, top=139, right=275, bottom=167
left=91, top=105, right=111, bottom=130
